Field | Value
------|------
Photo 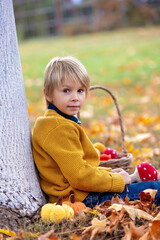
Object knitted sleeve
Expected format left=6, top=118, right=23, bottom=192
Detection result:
left=43, top=123, right=125, bottom=193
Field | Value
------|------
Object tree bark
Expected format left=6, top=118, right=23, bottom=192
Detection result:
left=0, top=0, right=46, bottom=230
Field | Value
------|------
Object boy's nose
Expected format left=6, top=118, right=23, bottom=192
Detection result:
left=72, top=92, right=79, bottom=101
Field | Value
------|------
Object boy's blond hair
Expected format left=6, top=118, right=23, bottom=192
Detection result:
left=44, top=56, right=90, bottom=106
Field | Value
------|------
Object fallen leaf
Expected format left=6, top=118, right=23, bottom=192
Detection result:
left=109, top=204, right=153, bottom=220
left=0, top=229, right=16, bottom=237
left=125, top=205, right=153, bottom=221
left=82, top=218, right=106, bottom=240
left=139, top=213, right=160, bottom=240
left=139, top=189, right=157, bottom=203
left=130, top=221, right=148, bottom=238
left=121, top=224, right=131, bottom=240
left=111, top=195, right=125, bottom=205
left=125, top=133, right=152, bottom=143
left=139, top=231, right=150, bottom=240
left=150, top=212, right=160, bottom=239
left=6, top=236, right=21, bottom=240
left=71, top=233, right=82, bottom=240
left=38, top=230, right=60, bottom=240
left=125, top=195, right=130, bottom=205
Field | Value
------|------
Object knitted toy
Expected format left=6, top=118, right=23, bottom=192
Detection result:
left=93, top=142, right=117, bottom=161
left=93, top=142, right=105, bottom=155
left=130, top=162, right=158, bottom=183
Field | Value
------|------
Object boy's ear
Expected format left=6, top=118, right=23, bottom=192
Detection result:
left=43, top=88, right=52, bottom=102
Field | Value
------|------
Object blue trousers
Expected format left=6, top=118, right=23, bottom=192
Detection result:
left=83, top=181, right=160, bottom=207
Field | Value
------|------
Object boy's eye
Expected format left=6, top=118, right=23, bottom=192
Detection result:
left=78, top=89, right=85, bottom=93
left=63, top=89, right=70, bottom=93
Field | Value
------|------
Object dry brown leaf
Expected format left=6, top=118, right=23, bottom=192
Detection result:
left=76, top=207, right=91, bottom=218
left=111, top=195, right=125, bottom=205
left=130, top=221, right=148, bottom=239
left=139, top=213, right=160, bottom=240
left=139, top=230, right=150, bottom=240
left=124, top=205, right=153, bottom=221
left=108, top=211, right=120, bottom=235
left=109, top=204, right=153, bottom=220
left=125, top=195, right=130, bottom=205
left=139, top=189, right=157, bottom=215
left=141, top=189, right=158, bottom=201
left=121, top=224, right=132, bottom=240
left=82, top=218, right=106, bottom=240
left=118, top=207, right=126, bottom=222
left=150, top=212, right=160, bottom=239
left=38, top=230, right=60, bottom=240
left=71, top=233, right=82, bottom=240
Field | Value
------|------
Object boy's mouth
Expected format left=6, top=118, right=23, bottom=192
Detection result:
left=68, top=106, right=79, bottom=108
left=67, top=106, right=80, bottom=112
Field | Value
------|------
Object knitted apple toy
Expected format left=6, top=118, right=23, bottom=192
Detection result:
left=93, top=143, right=118, bottom=161
left=93, top=142, right=105, bottom=155
left=130, top=162, right=158, bottom=183
left=103, top=148, right=117, bottom=159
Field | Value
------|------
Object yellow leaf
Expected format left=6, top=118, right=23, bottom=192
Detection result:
left=122, top=77, right=132, bottom=86
left=24, top=232, right=40, bottom=238
left=90, top=210, right=100, bottom=216
left=0, top=229, right=16, bottom=237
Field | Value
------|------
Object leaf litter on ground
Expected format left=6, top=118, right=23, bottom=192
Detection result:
left=0, top=189, right=159, bottom=240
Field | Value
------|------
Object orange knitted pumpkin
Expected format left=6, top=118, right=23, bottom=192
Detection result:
left=63, top=191, right=86, bottom=215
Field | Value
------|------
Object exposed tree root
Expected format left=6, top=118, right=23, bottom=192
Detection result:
left=0, top=206, right=40, bottom=233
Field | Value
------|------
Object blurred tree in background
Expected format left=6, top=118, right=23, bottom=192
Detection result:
left=13, top=0, right=160, bottom=40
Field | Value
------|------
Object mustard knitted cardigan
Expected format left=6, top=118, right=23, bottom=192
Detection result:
left=32, top=109, right=125, bottom=203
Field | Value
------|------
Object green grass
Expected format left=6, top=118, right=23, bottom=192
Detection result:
left=19, top=27, right=160, bottom=126
left=19, top=27, right=160, bottom=85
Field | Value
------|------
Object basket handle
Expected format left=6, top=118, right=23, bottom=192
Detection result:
left=80, top=85, right=128, bottom=156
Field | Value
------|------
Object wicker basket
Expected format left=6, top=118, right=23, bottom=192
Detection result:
left=84, top=85, right=132, bottom=173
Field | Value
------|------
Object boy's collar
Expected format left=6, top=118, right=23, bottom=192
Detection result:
left=48, top=103, right=81, bottom=125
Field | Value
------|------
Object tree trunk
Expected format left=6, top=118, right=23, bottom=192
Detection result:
left=0, top=0, right=46, bottom=231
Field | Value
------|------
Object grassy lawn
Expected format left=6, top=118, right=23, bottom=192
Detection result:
left=19, top=27, right=160, bottom=169
left=20, top=26, right=160, bottom=84
left=19, top=26, right=160, bottom=108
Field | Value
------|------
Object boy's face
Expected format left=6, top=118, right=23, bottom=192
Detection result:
left=46, top=77, right=86, bottom=116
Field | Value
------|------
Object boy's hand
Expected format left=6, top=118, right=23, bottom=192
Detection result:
left=111, top=168, right=131, bottom=185
left=111, top=168, right=124, bottom=173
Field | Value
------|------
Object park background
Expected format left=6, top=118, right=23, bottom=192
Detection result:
left=13, top=0, right=160, bottom=170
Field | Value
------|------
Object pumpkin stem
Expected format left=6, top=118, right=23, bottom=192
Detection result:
left=70, top=190, right=75, bottom=204
left=56, top=196, right=63, bottom=206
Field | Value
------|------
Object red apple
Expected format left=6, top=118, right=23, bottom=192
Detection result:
left=100, top=154, right=111, bottom=161
left=103, top=148, right=117, bottom=159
